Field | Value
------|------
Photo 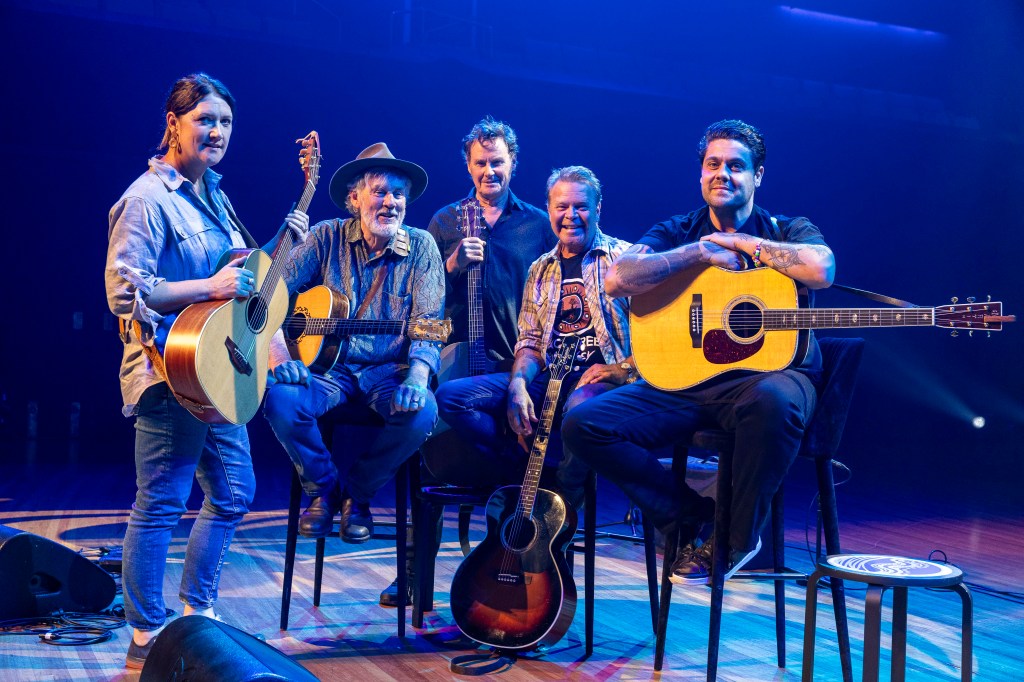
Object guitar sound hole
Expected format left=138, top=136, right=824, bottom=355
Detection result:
left=246, top=296, right=268, bottom=334
left=500, top=515, right=538, bottom=553
left=284, top=312, right=305, bottom=341
left=727, top=301, right=763, bottom=340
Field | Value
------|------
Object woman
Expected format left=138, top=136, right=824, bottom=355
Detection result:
left=104, top=73, right=307, bottom=669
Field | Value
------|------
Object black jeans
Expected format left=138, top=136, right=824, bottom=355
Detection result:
left=562, top=370, right=816, bottom=553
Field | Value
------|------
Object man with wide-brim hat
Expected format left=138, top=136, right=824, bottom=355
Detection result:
left=265, top=142, right=445, bottom=554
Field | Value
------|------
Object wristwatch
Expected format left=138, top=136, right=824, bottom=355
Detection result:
left=620, top=362, right=637, bottom=384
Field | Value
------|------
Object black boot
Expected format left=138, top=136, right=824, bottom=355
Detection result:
left=339, top=497, right=374, bottom=543
left=298, top=480, right=342, bottom=538
left=378, top=573, right=414, bottom=607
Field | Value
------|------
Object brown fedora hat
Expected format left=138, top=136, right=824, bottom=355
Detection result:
left=328, top=142, right=428, bottom=210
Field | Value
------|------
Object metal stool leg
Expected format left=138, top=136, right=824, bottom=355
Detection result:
left=802, top=568, right=824, bottom=682
left=280, top=470, right=302, bottom=630
left=313, top=537, right=325, bottom=606
left=584, top=472, right=597, bottom=657
left=653, top=528, right=678, bottom=671
left=955, top=584, right=973, bottom=681
left=396, top=459, right=408, bottom=638
left=642, top=518, right=660, bottom=633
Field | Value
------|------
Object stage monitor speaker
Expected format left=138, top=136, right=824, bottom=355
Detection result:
left=0, top=524, right=117, bottom=620
left=141, top=615, right=319, bottom=681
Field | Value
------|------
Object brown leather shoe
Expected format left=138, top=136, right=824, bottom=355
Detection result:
left=339, top=497, right=374, bottom=543
left=298, top=481, right=342, bottom=538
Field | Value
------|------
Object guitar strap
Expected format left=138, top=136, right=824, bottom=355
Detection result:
left=768, top=216, right=920, bottom=308
left=827, top=284, right=920, bottom=308
left=117, top=319, right=213, bottom=416
left=449, top=649, right=517, bottom=675
left=222, top=198, right=260, bottom=249
left=353, top=261, right=390, bottom=321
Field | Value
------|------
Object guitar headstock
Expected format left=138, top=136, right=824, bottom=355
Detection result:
left=297, top=131, right=322, bottom=187
left=409, top=318, right=453, bottom=343
left=457, top=197, right=484, bottom=239
left=936, top=298, right=1014, bottom=335
left=549, top=338, right=580, bottom=380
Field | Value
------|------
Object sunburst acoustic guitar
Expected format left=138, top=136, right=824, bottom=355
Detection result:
left=450, top=338, right=581, bottom=652
left=163, top=132, right=321, bottom=424
left=630, top=265, right=1014, bottom=391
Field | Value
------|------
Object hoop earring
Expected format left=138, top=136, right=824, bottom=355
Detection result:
left=169, top=132, right=181, bottom=154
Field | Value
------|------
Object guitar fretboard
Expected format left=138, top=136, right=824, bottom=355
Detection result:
left=283, top=316, right=406, bottom=337
left=517, top=376, right=565, bottom=519
left=459, top=198, right=489, bottom=375
left=765, top=307, right=935, bottom=329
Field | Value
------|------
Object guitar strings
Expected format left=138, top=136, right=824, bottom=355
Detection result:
left=237, top=179, right=316, bottom=363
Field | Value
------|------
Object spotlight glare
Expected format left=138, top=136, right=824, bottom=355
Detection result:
left=971, top=416, right=985, bottom=429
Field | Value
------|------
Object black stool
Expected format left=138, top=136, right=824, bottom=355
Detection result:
left=651, top=337, right=864, bottom=680
left=280, top=411, right=414, bottom=636
left=803, top=554, right=973, bottom=681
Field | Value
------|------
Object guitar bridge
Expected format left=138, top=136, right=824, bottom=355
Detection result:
left=496, top=573, right=531, bottom=585
left=689, top=294, right=703, bottom=348
left=224, top=337, right=253, bottom=376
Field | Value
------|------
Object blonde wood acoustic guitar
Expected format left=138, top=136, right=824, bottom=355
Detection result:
left=163, top=132, right=321, bottom=424
left=284, top=284, right=451, bottom=374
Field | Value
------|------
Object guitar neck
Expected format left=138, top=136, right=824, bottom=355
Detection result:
left=287, top=316, right=406, bottom=337
left=259, top=179, right=316, bottom=297
left=765, top=307, right=939, bottom=330
left=517, top=377, right=566, bottom=518
left=466, top=264, right=488, bottom=375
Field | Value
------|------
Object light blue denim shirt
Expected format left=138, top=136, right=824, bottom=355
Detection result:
left=282, top=217, right=445, bottom=388
left=514, top=228, right=633, bottom=366
left=105, top=156, right=249, bottom=416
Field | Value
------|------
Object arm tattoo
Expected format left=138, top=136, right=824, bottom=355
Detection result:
left=614, top=254, right=674, bottom=288
left=763, top=243, right=805, bottom=271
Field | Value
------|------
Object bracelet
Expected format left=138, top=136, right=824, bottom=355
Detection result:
left=752, top=240, right=765, bottom=268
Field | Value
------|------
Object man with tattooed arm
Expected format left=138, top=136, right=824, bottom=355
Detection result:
left=562, top=119, right=835, bottom=584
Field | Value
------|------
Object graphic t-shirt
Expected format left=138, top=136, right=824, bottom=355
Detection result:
left=549, top=253, right=605, bottom=372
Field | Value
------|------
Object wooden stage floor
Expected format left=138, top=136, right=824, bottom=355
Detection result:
left=0, top=438, right=1020, bottom=681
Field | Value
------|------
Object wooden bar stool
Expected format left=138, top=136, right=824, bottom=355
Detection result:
left=803, top=554, right=973, bottom=681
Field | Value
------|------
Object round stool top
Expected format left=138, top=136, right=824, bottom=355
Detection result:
left=818, top=554, right=964, bottom=588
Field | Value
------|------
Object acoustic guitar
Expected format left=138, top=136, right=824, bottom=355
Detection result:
left=450, top=339, right=580, bottom=651
left=630, top=265, right=1015, bottom=391
left=163, top=132, right=321, bottom=424
left=284, top=284, right=451, bottom=373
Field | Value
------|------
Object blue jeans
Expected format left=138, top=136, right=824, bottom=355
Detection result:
left=430, top=370, right=615, bottom=497
left=562, top=371, right=817, bottom=552
left=122, top=383, right=254, bottom=631
left=263, top=364, right=437, bottom=502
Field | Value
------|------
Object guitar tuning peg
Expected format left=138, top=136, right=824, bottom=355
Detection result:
left=950, top=330, right=959, bottom=337
left=951, top=296, right=959, bottom=303
left=987, top=295, right=993, bottom=302
left=968, top=330, right=974, bottom=337
left=967, top=297, right=976, bottom=303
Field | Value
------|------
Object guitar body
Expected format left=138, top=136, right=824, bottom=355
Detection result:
left=164, top=248, right=290, bottom=424
left=450, top=486, right=578, bottom=651
left=286, top=285, right=350, bottom=374
left=630, top=266, right=808, bottom=391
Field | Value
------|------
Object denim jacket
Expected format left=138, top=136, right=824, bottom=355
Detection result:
left=105, top=156, right=249, bottom=416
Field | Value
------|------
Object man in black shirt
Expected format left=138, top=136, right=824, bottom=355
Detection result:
left=379, top=117, right=554, bottom=606
left=563, top=120, right=836, bottom=584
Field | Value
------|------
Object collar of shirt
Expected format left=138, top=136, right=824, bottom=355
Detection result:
left=148, top=155, right=223, bottom=196
left=345, top=218, right=412, bottom=258
left=535, top=226, right=615, bottom=264
left=463, top=187, right=529, bottom=216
